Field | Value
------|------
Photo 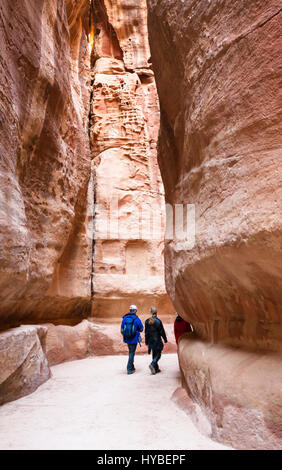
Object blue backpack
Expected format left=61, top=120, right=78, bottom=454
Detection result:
left=123, top=315, right=136, bottom=340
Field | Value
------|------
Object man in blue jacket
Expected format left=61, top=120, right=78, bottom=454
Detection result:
left=121, top=305, right=143, bottom=374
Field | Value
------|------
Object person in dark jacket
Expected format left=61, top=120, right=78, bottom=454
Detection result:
left=121, top=304, right=143, bottom=375
left=174, top=314, right=193, bottom=344
left=145, top=306, right=167, bottom=374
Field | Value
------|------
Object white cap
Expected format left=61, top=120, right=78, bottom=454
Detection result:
left=129, top=304, right=137, bottom=311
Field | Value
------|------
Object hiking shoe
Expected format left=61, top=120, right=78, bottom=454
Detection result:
left=156, top=369, right=161, bottom=373
left=149, top=364, right=156, bottom=375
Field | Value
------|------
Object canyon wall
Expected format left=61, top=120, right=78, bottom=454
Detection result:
left=0, top=0, right=173, bottom=331
left=0, top=0, right=174, bottom=404
left=89, top=0, right=174, bottom=319
left=0, top=0, right=92, bottom=330
left=147, top=0, right=282, bottom=449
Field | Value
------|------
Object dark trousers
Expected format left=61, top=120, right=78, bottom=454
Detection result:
left=151, top=349, right=162, bottom=371
left=127, top=343, right=137, bottom=372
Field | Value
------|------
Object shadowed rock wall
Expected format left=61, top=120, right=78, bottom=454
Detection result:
left=0, top=0, right=92, bottom=329
left=147, top=0, right=282, bottom=449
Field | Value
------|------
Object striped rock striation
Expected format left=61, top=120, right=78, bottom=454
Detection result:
left=0, top=0, right=92, bottom=329
left=147, top=0, right=282, bottom=449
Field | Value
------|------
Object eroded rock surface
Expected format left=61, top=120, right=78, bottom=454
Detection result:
left=0, top=0, right=173, bottom=330
left=44, top=320, right=96, bottom=366
left=147, top=0, right=282, bottom=449
left=0, top=326, right=50, bottom=405
left=44, top=318, right=176, bottom=365
left=0, top=0, right=92, bottom=329
left=175, top=336, right=282, bottom=450
left=89, top=0, right=174, bottom=318
left=0, top=0, right=175, bottom=405
left=89, top=317, right=177, bottom=356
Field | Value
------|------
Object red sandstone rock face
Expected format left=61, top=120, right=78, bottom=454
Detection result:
left=0, top=0, right=92, bottom=329
left=148, top=0, right=282, bottom=348
left=147, top=0, right=282, bottom=449
left=176, top=336, right=282, bottom=450
left=0, top=0, right=173, bottom=330
left=0, top=326, right=50, bottom=405
left=89, top=0, right=174, bottom=318
left=44, top=320, right=96, bottom=366
left=45, top=318, right=176, bottom=364
left=89, top=317, right=177, bottom=355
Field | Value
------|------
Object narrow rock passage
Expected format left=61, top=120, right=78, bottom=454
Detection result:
left=0, top=354, right=229, bottom=450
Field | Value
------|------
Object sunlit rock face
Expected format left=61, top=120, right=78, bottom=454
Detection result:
left=0, top=0, right=92, bottom=329
left=89, top=0, right=174, bottom=318
left=147, top=0, right=282, bottom=449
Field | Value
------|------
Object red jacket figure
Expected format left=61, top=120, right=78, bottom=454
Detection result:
left=174, top=315, right=193, bottom=344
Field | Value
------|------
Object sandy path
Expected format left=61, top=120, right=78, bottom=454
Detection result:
left=0, top=354, right=229, bottom=450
